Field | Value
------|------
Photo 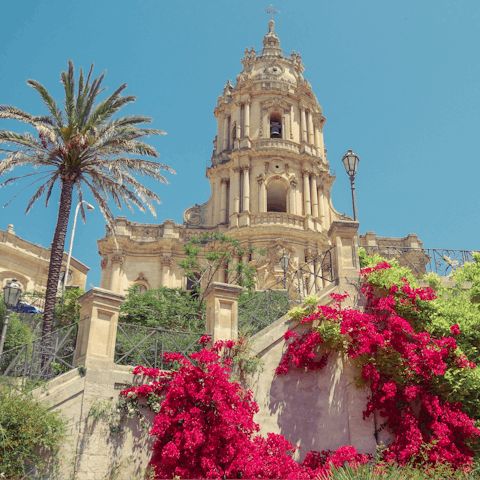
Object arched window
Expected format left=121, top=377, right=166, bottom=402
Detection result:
left=267, top=179, right=287, bottom=212
left=270, top=112, right=282, bottom=139
left=134, top=284, right=147, bottom=295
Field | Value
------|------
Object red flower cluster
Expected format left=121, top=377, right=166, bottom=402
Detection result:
left=277, top=265, right=480, bottom=471
left=121, top=339, right=375, bottom=479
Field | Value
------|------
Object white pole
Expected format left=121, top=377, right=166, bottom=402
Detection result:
left=62, top=201, right=94, bottom=296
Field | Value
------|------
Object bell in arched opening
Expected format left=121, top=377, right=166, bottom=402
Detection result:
left=270, top=112, right=282, bottom=139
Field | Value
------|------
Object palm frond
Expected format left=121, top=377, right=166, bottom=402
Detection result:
left=2, top=172, right=54, bottom=208
left=0, top=131, right=43, bottom=150
left=26, top=79, right=64, bottom=127
left=44, top=173, right=60, bottom=207
left=61, top=60, right=76, bottom=125
left=75, top=183, right=86, bottom=224
left=0, top=105, right=54, bottom=131
left=24, top=174, right=60, bottom=214
left=83, top=177, right=115, bottom=228
left=80, top=71, right=107, bottom=126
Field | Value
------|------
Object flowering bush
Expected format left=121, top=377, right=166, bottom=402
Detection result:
left=121, top=338, right=374, bottom=479
left=277, top=259, right=480, bottom=472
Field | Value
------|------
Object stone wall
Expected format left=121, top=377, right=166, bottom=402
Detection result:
left=27, top=221, right=382, bottom=478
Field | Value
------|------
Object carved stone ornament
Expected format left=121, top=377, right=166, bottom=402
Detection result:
left=135, top=272, right=148, bottom=283
left=263, top=63, right=284, bottom=77
left=264, top=162, right=270, bottom=174
left=251, top=239, right=298, bottom=289
left=100, top=258, right=108, bottom=269
left=289, top=175, right=298, bottom=187
left=184, top=203, right=204, bottom=226
left=305, top=248, right=317, bottom=262
left=257, top=173, right=266, bottom=185
left=161, top=256, right=173, bottom=268
left=269, top=159, right=284, bottom=174
left=111, top=254, right=124, bottom=266
left=222, top=79, right=233, bottom=96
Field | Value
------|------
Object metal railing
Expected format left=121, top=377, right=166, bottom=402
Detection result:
left=362, top=246, right=477, bottom=277
left=115, top=323, right=208, bottom=369
left=238, top=247, right=335, bottom=335
left=0, top=323, right=78, bottom=384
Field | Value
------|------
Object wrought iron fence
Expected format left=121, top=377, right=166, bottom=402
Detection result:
left=0, top=323, right=78, bottom=384
left=115, top=323, right=208, bottom=369
left=238, top=247, right=335, bottom=335
left=362, top=246, right=477, bottom=277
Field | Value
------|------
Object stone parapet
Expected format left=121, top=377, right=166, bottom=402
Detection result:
left=205, top=282, right=243, bottom=344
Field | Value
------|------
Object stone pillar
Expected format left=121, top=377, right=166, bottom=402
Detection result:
left=289, top=178, right=297, bottom=215
left=311, top=175, right=318, bottom=218
left=244, top=100, right=250, bottom=138
left=161, top=256, right=173, bottom=287
left=205, top=282, right=243, bottom=344
left=220, top=178, right=228, bottom=224
left=314, top=124, right=320, bottom=148
left=109, top=253, right=124, bottom=293
left=232, top=167, right=241, bottom=214
left=308, top=111, right=314, bottom=145
left=242, top=166, right=250, bottom=212
left=74, top=288, right=125, bottom=369
left=223, top=115, right=229, bottom=151
left=318, top=186, right=325, bottom=228
left=303, top=170, right=311, bottom=216
left=329, top=221, right=360, bottom=282
left=300, top=107, right=307, bottom=143
left=236, top=103, right=242, bottom=139
left=257, top=174, right=266, bottom=213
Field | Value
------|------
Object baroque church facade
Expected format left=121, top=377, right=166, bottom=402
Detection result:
left=97, top=20, right=422, bottom=295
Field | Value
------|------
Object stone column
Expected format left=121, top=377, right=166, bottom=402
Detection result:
left=314, top=124, right=320, bottom=148
left=236, top=103, right=242, bottom=139
left=242, top=166, right=250, bottom=212
left=244, top=100, right=250, bottom=138
left=318, top=185, right=325, bottom=228
left=257, top=174, right=266, bottom=213
left=161, top=256, right=173, bottom=287
left=308, top=110, right=314, bottom=145
left=300, top=107, right=307, bottom=143
left=109, top=253, right=124, bottom=293
left=220, top=178, right=228, bottom=224
left=232, top=167, right=241, bottom=214
left=223, top=115, right=229, bottom=151
left=74, top=288, right=125, bottom=369
left=311, top=175, right=318, bottom=218
left=289, top=178, right=297, bottom=215
left=205, top=282, right=243, bottom=345
left=303, top=170, right=311, bottom=216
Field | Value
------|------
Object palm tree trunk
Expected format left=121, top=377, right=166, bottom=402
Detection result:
left=41, top=179, right=74, bottom=356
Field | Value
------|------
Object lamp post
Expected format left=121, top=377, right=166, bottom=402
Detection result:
left=341, top=149, right=360, bottom=221
left=280, top=252, right=290, bottom=289
left=62, top=201, right=94, bottom=296
left=0, top=279, right=23, bottom=356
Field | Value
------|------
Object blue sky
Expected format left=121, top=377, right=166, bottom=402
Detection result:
left=1, top=0, right=479, bottom=289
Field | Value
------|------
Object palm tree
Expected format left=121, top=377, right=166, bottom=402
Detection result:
left=0, top=60, right=175, bottom=343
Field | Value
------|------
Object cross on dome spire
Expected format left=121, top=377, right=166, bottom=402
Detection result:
left=263, top=4, right=280, bottom=21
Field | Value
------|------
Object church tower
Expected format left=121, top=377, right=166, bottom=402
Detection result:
left=182, top=19, right=352, bottom=281
left=98, top=19, right=360, bottom=294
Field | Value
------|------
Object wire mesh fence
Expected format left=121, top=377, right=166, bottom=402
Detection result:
left=0, top=323, right=78, bottom=385
left=114, top=323, right=208, bottom=369
left=238, top=247, right=335, bottom=336
left=363, top=246, right=477, bottom=277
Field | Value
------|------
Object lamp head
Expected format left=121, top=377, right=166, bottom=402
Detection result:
left=84, top=201, right=95, bottom=211
left=3, top=279, right=22, bottom=308
left=280, top=252, right=290, bottom=273
left=341, top=150, right=360, bottom=177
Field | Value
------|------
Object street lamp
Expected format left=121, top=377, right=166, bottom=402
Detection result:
left=341, top=150, right=360, bottom=221
left=0, top=279, right=23, bottom=356
left=62, top=201, right=95, bottom=295
left=280, top=252, right=290, bottom=289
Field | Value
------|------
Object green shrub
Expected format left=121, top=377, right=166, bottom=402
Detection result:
left=0, top=299, right=33, bottom=353
left=0, top=383, right=67, bottom=479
